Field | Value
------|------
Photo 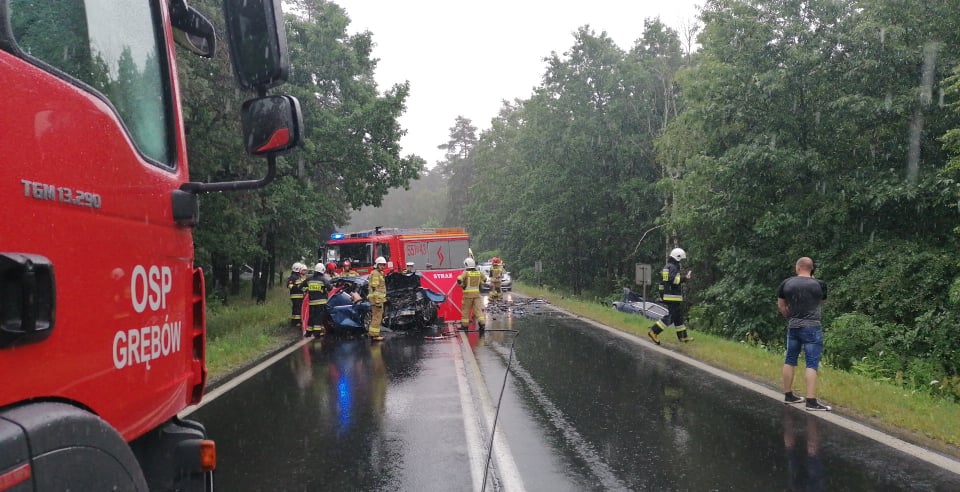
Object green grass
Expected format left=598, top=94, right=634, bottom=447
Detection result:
left=205, top=286, right=295, bottom=380
left=516, top=282, right=960, bottom=455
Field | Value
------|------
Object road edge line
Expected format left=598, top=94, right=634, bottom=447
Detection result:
left=458, top=331, right=527, bottom=491
left=540, top=300, right=960, bottom=476
left=452, top=338, right=491, bottom=491
left=179, top=337, right=312, bottom=417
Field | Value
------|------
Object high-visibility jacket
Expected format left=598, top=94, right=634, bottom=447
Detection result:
left=490, top=265, right=504, bottom=284
left=457, top=269, right=487, bottom=298
left=658, top=261, right=686, bottom=302
left=368, top=268, right=387, bottom=305
left=288, top=274, right=305, bottom=299
left=306, top=275, right=329, bottom=306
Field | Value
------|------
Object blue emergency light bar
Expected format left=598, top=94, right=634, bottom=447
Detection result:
left=330, top=233, right=345, bottom=240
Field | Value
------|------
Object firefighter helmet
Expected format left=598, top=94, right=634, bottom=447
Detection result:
left=464, top=257, right=476, bottom=269
left=492, top=257, right=501, bottom=265
left=293, top=262, right=305, bottom=273
left=669, top=248, right=687, bottom=262
left=314, top=262, right=326, bottom=274
left=326, top=261, right=338, bottom=273
left=342, top=260, right=352, bottom=268
left=375, top=256, right=387, bottom=265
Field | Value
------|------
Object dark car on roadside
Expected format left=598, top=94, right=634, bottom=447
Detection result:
left=612, top=288, right=668, bottom=321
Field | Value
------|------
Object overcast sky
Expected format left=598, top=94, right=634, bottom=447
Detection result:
left=329, top=0, right=702, bottom=167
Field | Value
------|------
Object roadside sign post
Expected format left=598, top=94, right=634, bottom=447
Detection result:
left=636, top=263, right=652, bottom=302
left=535, top=260, right=543, bottom=287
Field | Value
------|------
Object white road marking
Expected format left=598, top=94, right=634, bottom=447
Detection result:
left=458, top=332, right=526, bottom=492
left=547, top=301, right=960, bottom=476
left=179, top=338, right=311, bottom=417
left=452, top=338, right=490, bottom=491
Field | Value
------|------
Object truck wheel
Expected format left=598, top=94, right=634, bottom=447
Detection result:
left=1, top=402, right=149, bottom=491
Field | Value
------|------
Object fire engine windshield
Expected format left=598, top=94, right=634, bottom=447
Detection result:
left=323, top=242, right=390, bottom=269
left=8, top=0, right=173, bottom=165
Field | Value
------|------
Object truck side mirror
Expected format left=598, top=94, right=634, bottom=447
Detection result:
left=241, top=95, right=303, bottom=156
left=170, top=0, right=216, bottom=58
left=223, top=0, right=289, bottom=90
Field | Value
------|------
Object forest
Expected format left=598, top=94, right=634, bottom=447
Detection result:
left=178, top=0, right=425, bottom=297
left=181, top=1, right=960, bottom=400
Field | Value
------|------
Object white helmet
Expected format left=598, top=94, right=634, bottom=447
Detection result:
left=375, top=256, right=387, bottom=265
left=293, top=262, right=305, bottom=273
left=669, top=248, right=687, bottom=262
left=314, top=262, right=325, bottom=273
left=464, top=257, right=476, bottom=269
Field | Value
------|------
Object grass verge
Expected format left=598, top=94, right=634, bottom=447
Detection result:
left=516, top=282, right=960, bottom=457
left=205, top=286, right=297, bottom=384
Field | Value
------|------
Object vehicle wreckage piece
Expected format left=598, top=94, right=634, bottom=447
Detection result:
left=383, top=272, right=445, bottom=330
left=611, top=288, right=668, bottom=321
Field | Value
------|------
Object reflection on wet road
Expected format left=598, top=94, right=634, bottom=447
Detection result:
left=195, top=334, right=475, bottom=491
left=193, top=295, right=960, bottom=491
left=476, top=299, right=960, bottom=491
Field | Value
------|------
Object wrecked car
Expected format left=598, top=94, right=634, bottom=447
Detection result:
left=611, top=288, right=668, bottom=321
left=383, top=271, right=446, bottom=330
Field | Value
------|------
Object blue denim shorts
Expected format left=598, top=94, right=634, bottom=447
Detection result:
left=784, top=325, right=824, bottom=370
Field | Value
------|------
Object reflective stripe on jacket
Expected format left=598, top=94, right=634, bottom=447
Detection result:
left=457, top=269, right=486, bottom=297
left=289, top=277, right=305, bottom=299
left=368, top=269, right=387, bottom=304
left=306, top=277, right=328, bottom=306
left=659, top=262, right=684, bottom=302
left=490, top=265, right=503, bottom=283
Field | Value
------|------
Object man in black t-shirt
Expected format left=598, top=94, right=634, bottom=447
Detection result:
left=777, top=257, right=831, bottom=411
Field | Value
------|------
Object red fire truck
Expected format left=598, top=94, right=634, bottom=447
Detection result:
left=320, top=227, right=472, bottom=323
left=0, top=1, right=301, bottom=490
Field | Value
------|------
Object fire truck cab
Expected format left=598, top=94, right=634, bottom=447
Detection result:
left=321, top=227, right=472, bottom=323
left=0, top=1, right=301, bottom=490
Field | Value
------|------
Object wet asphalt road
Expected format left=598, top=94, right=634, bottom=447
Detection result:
left=191, top=294, right=960, bottom=491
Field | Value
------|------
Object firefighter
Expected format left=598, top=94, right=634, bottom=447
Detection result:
left=457, top=257, right=488, bottom=331
left=401, top=261, right=415, bottom=274
left=288, top=262, right=306, bottom=327
left=647, top=247, right=694, bottom=345
left=367, top=256, right=388, bottom=342
left=326, top=261, right=339, bottom=280
left=489, top=257, right=505, bottom=302
left=305, top=263, right=331, bottom=336
left=340, top=260, right=359, bottom=277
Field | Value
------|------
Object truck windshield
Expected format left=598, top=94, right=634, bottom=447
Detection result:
left=9, top=0, right=173, bottom=166
left=325, top=243, right=371, bottom=268
left=324, top=242, right=390, bottom=268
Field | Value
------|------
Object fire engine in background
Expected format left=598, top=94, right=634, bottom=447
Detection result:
left=1, top=1, right=302, bottom=491
left=321, top=227, right=471, bottom=323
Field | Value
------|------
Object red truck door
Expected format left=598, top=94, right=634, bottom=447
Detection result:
left=1, top=1, right=201, bottom=442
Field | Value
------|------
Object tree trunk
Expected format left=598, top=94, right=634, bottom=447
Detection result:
left=229, top=263, right=240, bottom=296
left=211, top=255, right=229, bottom=305
left=251, top=256, right=268, bottom=304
